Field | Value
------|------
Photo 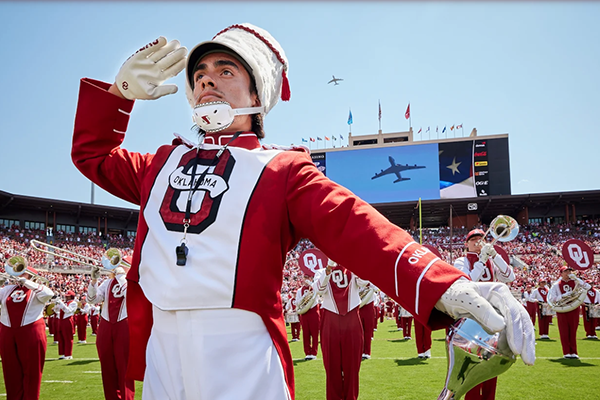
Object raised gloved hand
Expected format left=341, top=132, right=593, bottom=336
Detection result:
left=479, top=243, right=497, bottom=264
left=17, top=276, right=27, bottom=286
left=436, top=278, right=535, bottom=366
left=115, top=37, right=187, bottom=100
left=91, top=265, right=101, bottom=280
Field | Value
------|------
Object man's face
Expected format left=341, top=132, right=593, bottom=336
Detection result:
left=192, top=52, right=259, bottom=132
left=561, top=270, right=573, bottom=280
left=466, top=235, right=483, bottom=253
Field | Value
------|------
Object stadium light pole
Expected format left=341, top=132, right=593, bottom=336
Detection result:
left=91, top=182, right=95, bottom=205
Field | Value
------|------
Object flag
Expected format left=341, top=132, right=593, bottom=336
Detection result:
left=442, top=126, right=446, bottom=133
left=426, top=126, right=430, bottom=133
left=436, top=126, right=439, bottom=133
left=310, top=137, right=315, bottom=142
left=378, top=100, right=382, bottom=122
left=317, top=137, right=323, bottom=141
left=340, top=134, right=344, bottom=140
left=347, top=109, right=353, bottom=125
left=301, top=138, right=308, bottom=143
left=325, top=136, right=330, bottom=141
left=417, top=127, right=422, bottom=134
left=405, top=103, right=410, bottom=119
left=332, top=136, right=337, bottom=141
left=457, top=124, right=463, bottom=129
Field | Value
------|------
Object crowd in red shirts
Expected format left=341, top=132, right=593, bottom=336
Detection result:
left=2, top=219, right=599, bottom=301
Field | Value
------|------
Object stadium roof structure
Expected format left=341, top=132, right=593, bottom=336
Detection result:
left=1, top=189, right=600, bottom=230
left=373, top=189, right=600, bottom=228
left=0, top=190, right=138, bottom=223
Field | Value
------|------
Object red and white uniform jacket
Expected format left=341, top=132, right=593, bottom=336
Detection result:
left=285, top=298, right=298, bottom=313
left=531, top=287, right=549, bottom=303
left=585, top=288, right=600, bottom=304
left=549, top=278, right=591, bottom=305
left=0, top=281, right=53, bottom=327
left=295, top=285, right=317, bottom=312
left=79, top=303, right=91, bottom=316
left=314, top=266, right=367, bottom=315
left=523, top=290, right=536, bottom=303
left=54, top=299, right=78, bottom=319
left=87, top=275, right=128, bottom=323
left=71, top=78, right=467, bottom=384
left=90, top=305, right=100, bottom=316
left=454, top=252, right=514, bottom=283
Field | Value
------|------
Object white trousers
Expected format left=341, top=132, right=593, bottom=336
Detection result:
left=142, top=307, right=290, bottom=400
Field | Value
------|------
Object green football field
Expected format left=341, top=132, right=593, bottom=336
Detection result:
left=1, top=318, right=598, bottom=399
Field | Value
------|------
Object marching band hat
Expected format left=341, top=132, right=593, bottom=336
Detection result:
left=185, top=23, right=291, bottom=115
left=559, top=266, right=573, bottom=272
left=66, top=290, right=76, bottom=297
left=466, top=229, right=485, bottom=242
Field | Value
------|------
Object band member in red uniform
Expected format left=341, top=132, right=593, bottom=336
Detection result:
left=296, top=275, right=320, bottom=360
left=90, top=304, right=100, bottom=336
left=88, top=266, right=135, bottom=400
left=454, top=229, right=515, bottom=400
left=522, top=285, right=537, bottom=326
left=285, top=293, right=301, bottom=341
left=358, top=282, right=377, bottom=360
left=582, top=281, right=599, bottom=339
left=315, top=260, right=367, bottom=400
left=71, top=23, right=535, bottom=399
left=0, top=267, right=53, bottom=400
left=414, top=318, right=432, bottom=359
left=399, top=306, right=413, bottom=340
left=76, top=295, right=91, bottom=343
left=531, top=280, right=552, bottom=339
left=549, top=266, right=591, bottom=359
left=54, top=290, right=78, bottom=359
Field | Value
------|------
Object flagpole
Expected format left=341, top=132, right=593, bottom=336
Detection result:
left=409, top=101, right=412, bottom=131
left=419, top=197, right=422, bottom=245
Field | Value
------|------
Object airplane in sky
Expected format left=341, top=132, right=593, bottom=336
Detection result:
left=328, top=75, right=343, bottom=85
left=371, top=156, right=426, bottom=183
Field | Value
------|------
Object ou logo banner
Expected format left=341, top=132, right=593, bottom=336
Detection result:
left=112, top=283, right=126, bottom=298
left=562, top=239, right=595, bottom=270
left=298, top=249, right=328, bottom=277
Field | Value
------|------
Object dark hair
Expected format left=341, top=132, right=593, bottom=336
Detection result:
left=249, top=77, right=264, bottom=139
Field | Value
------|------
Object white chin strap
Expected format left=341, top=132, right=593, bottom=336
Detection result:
left=192, top=101, right=264, bottom=133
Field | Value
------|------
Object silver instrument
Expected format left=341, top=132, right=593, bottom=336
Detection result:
left=438, top=318, right=516, bottom=400
left=548, top=280, right=587, bottom=313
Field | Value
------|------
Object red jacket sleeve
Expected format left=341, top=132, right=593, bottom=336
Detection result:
left=71, top=78, right=153, bottom=206
left=284, top=151, right=466, bottom=330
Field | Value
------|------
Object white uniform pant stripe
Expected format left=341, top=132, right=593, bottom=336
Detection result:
left=143, top=307, right=290, bottom=400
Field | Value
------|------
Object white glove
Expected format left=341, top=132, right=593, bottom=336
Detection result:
left=436, top=278, right=535, bottom=366
left=17, top=277, right=27, bottom=285
left=479, top=244, right=497, bottom=264
left=91, top=265, right=101, bottom=280
left=116, top=37, right=187, bottom=100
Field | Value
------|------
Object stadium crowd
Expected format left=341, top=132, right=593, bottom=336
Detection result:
left=1, top=219, right=599, bottom=303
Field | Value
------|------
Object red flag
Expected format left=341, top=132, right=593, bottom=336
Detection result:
left=378, top=101, right=382, bottom=121
left=417, top=127, right=422, bottom=134
left=405, top=103, right=410, bottom=120
left=325, top=136, right=330, bottom=141
left=310, top=137, right=315, bottom=142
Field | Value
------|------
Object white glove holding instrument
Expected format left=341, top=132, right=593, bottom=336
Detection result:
left=116, top=37, right=187, bottom=100
left=91, top=265, right=101, bottom=280
left=436, top=278, right=536, bottom=366
left=479, top=243, right=497, bottom=264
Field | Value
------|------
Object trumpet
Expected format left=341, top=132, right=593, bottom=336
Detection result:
left=30, top=239, right=129, bottom=271
left=3, top=255, right=49, bottom=284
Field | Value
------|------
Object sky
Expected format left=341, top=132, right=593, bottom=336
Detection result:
left=1, top=1, right=599, bottom=210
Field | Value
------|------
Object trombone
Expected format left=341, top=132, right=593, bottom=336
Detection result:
left=30, top=239, right=130, bottom=271
left=478, top=215, right=519, bottom=246
left=3, top=255, right=49, bottom=284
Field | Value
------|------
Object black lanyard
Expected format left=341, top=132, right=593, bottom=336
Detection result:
left=176, top=131, right=244, bottom=266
